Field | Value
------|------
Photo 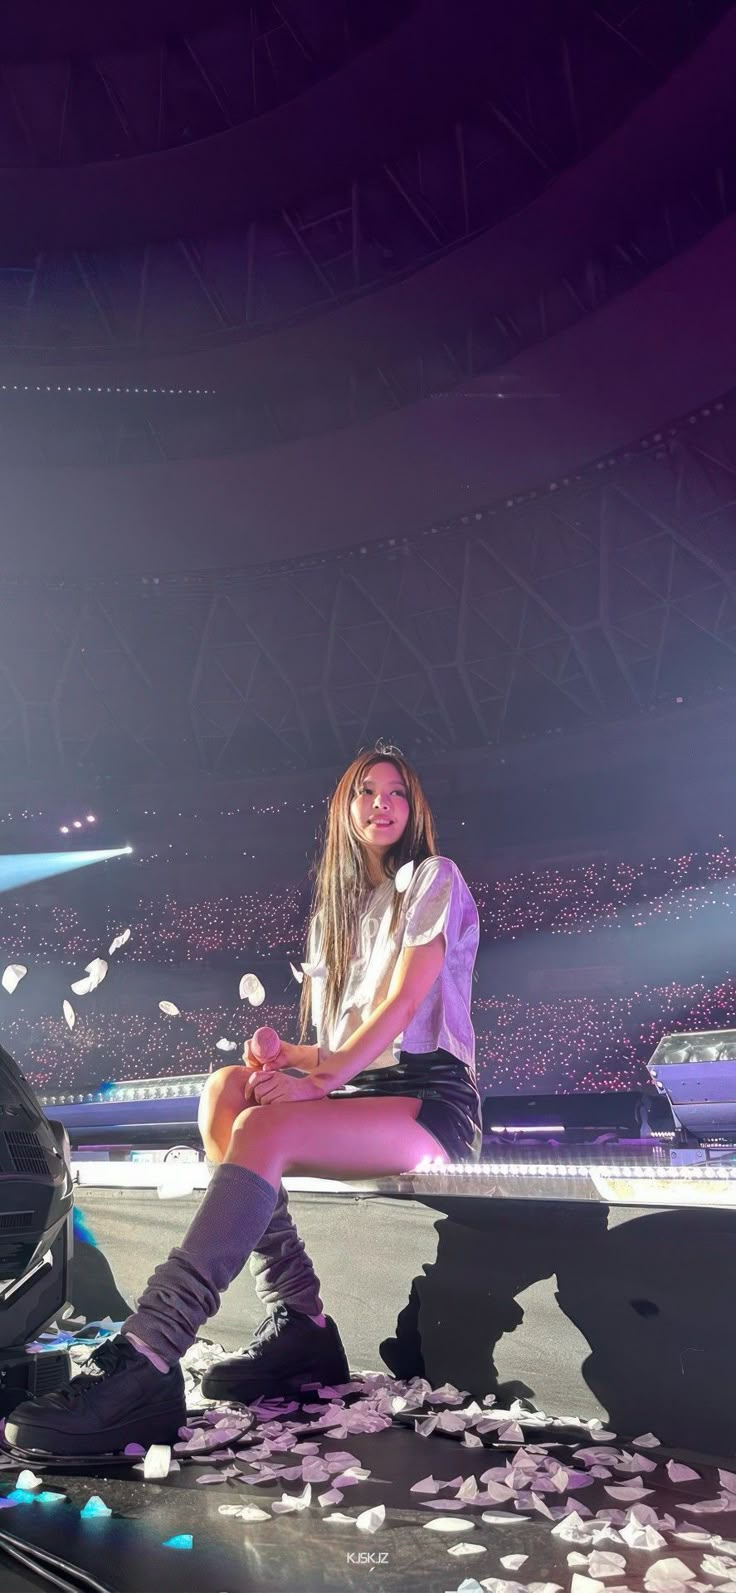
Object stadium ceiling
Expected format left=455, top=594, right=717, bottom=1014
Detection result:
left=0, top=0, right=732, bottom=465
left=2, top=2, right=736, bottom=786
left=2, top=392, right=736, bottom=783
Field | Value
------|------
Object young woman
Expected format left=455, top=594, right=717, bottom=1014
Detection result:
left=6, top=749, right=482, bottom=1458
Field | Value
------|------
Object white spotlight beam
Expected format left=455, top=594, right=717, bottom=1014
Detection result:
left=0, top=847, right=132, bottom=893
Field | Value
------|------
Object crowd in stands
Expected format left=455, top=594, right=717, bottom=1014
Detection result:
left=2, top=839, right=736, bottom=963
left=2, top=839, right=736, bottom=1098
left=4, top=973, right=736, bottom=1100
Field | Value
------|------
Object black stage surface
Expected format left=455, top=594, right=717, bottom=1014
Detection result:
left=1, top=1168, right=735, bottom=1591
left=2, top=1411, right=736, bottom=1593
left=69, top=1177, right=736, bottom=1456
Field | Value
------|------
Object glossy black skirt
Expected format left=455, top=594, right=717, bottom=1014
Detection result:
left=327, top=1048, right=483, bottom=1164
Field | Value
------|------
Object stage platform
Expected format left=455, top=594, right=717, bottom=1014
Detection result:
left=70, top=1140, right=736, bottom=1208
left=61, top=1150, right=736, bottom=1459
left=1, top=1149, right=735, bottom=1590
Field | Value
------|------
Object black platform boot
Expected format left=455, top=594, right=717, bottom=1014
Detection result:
left=200, top=1306, right=350, bottom=1403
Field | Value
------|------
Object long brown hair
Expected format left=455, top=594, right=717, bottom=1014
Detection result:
left=299, top=746, right=438, bottom=1039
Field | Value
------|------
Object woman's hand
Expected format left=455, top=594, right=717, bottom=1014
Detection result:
left=243, top=1038, right=318, bottom=1074
left=243, top=1067, right=326, bottom=1106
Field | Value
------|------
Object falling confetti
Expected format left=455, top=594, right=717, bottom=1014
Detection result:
left=1, top=963, right=27, bottom=995
left=300, top=959, right=325, bottom=978
left=395, top=859, right=415, bottom=893
left=239, top=973, right=266, bottom=1006
left=216, top=1038, right=237, bottom=1052
left=290, top=962, right=304, bottom=984
left=63, top=999, right=75, bottom=1030
left=108, top=928, right=131, bottom=955
left=159, top=1001, right=181, bottom=1017
left=71, top=958, right=108, bottom=996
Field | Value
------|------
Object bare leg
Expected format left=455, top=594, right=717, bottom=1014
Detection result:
left=198, top=1064, right=251, bottom=1163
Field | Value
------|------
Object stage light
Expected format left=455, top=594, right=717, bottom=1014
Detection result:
left=0, top=846, right=133, bottom=894
left=647, top=1028, right=736, bottom=1143
left=59, top=825, right=69, bottom=835
left=72, top=821, right=82, bottom=829
left=86, top=814, right=96, bottom=823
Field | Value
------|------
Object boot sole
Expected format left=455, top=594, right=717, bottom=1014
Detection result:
left=200, top=1366, right=348, bottom=1402
left=4, top=1403, right=186, bottom=1459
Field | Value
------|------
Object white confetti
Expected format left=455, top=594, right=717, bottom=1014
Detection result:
left=605, top=1482, right=654, bottom=1502
left=498, top=1423, right=525, bottom=1444
left=142, top=1445, right=172, bottom=1480
left=215, top=1038, right=237, bottom=1052
left=424, top=1517, right=477, bottom=1533
left=356, top=1504, right=386, bottom=1534
left=239, top=973, right=266, bottom=1006
left=719, top=1473, right=736, bottom=1495
left=482, top=1513, right=530, bottom=1525
left=323, top=1512, right=359, bottom=1525
left=633, top=1434, right=661, bottom=1449
left=159, top=1000, right=181, bottom=1017
left=667, top=1462, right=701, bottom=1485
left=394, top=860, right=415, bottom=894
left=620, top=1520, right=667, bottom=1552
left=571, top=1576, right=606, bottom=1593
left=477, top=1580, right=526, bottom=1593
left=682, top=1497, right=734, bottom=1516
left=63, top=999, right=75, bottom=1030
left=1, top=963, right=27, bottom=994
left=448, top=1543, right=487, bottom=1557
left=71, top=957, right=108, bottom=996
left=290, top=963, right=304, bottom=984
left=588, top=1554, right=628, bottom=1579
left=218, top=1503, right=270, bottom=1522
left=80, top=1496, right=112, bottom=1519
left=108, top=928, right=131, bottom=955
left=271, top=1483, right=312, bottom=1515
left=17, top=1469, right=43, bottom=1489
left=300, top=959, right=325, bottom=979
left=701, top=1557, right=736, bottom=1580
left=501, top=1557, right=529, bottom=1571
left=644, top=1559, right=696, bottom=1590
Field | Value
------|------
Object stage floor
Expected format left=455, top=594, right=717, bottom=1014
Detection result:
left=2, top=1360, right=736, bottom=1593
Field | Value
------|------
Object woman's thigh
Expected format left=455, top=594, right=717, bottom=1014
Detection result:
left=232, top=1094, right=450, bottom=1179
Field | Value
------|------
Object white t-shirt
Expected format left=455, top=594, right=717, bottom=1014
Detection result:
left=308, top=855, right=479, bottom=1076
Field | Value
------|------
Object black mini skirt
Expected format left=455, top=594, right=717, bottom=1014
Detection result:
left=327, top=1048, right=483, bottom=1165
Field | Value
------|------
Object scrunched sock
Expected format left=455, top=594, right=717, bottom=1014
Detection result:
left=122, top=1163, right=278, bottom=1366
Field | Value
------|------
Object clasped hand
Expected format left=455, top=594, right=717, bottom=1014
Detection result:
left=242, top=1038, right=325, bottom=1106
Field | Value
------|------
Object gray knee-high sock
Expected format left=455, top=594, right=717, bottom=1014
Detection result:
left=249, top=1182, right=324, bottom=1318
left=122, top=1163, right=278, bottom=1366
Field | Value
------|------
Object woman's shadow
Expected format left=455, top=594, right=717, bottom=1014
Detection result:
left=379, top=1196, right=736, bottom=1454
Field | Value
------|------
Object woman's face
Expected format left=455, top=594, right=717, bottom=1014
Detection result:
left=349, top=761, right=410, bottom=861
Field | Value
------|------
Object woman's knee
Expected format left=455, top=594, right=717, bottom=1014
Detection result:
left=231, top=1104, right=264, bottom=1138
left=198, top=1065, right=248, bottom=1134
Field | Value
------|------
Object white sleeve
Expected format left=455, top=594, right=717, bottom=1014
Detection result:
left=401, top=857, right=465, bottom=951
